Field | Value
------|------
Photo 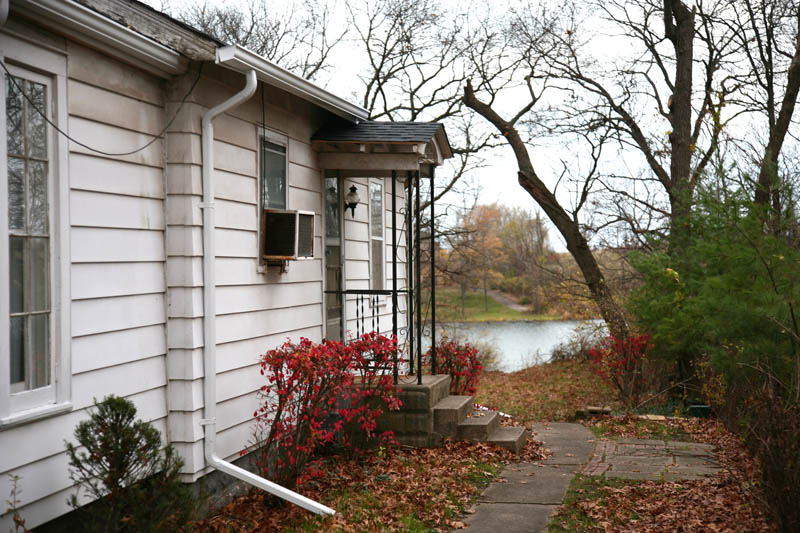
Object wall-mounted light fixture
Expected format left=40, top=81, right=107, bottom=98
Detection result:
left=345, top=185, right=360, bottom=217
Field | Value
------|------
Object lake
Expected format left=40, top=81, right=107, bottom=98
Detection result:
left=423, top=320, right=604, bottom=372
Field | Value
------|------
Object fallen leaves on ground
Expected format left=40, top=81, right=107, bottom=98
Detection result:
left=476, top=359, right=617, bottom=421
left=554, top=417, right=775, bottom=532
left=586, top=414, right=690, bottom=440
left=565, top=476, right=773, bottom=532
left=191, top=438, right=548, bottom=532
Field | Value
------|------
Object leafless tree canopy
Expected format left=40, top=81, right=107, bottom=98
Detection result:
left=162, top=0, right=800, bottom=336
left=175, top=0, right=343, bottom=80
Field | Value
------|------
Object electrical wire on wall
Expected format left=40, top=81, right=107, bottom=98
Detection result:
left=0, top=60, right=204, bottom=156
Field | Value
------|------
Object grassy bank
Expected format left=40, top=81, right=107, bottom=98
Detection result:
left=475, top=359, right=617, bottom=422
left=433, top=287, right=557, bottom=322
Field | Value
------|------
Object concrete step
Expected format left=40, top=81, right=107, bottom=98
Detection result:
left=488, top=426, right=527, bottom=454
left=433, top=395, right=473, bottom=437
left=395, top=375, right=452, bottom=410
left=457, top=410, right=499, bottom=441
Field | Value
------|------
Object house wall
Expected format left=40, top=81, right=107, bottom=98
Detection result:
left=342, top=176, right=409, bottom=341
left=0, top=18, right=410, bottom=532
left=164, top=66, right=411, bottom=481
left=0, top=27, right=170, bottom=528
left=164, top=65, right=335, bottom=480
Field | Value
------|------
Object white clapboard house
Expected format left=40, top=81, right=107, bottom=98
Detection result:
left=0, top=0, right=452, bottom=527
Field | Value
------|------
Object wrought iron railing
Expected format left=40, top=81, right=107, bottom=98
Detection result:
left=323, top=168, right=438, bottom=386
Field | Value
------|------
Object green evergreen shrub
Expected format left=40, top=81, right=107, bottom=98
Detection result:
left=628, top=185, right=800, bottom=531
left=65, top=395, right=195, bottom=532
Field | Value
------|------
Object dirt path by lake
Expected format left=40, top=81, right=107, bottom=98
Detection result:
left=487, top=289, right=529, bottom=313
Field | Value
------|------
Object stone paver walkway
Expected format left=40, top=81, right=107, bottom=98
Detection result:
left=458, top=425, right=723, bottom=532
left=460, top=423, right=595, bottom=532
left=584, top=438, right=720, bottom=481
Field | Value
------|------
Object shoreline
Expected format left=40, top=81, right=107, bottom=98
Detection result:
left=434, top=316, right=601, bottom=324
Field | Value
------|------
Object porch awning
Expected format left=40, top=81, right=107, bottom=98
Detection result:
left=312, top=121, right=452, bottom=174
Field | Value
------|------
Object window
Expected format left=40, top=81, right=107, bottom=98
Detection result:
left=258, top=131, right=288, bottom=264
left=7, top=71, right=51, bottom=395
left=1, top=38, right=70, bottom=425
left=260, top=135, right=287, bottom=210
left=369, top=180, right=384, bottom=291
left=324, top=174, right=343, bottom=341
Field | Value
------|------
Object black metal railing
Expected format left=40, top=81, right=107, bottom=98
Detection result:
left=323, top=169, right=437, bottom=386
left=324, top=288, right=407, bottom=384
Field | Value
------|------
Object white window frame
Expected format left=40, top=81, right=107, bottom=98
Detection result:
left=0, top=35, right=71, bottom=427
left=368, top=178, right=385, bottom=298
left=257, top=127, right=289, bottom=270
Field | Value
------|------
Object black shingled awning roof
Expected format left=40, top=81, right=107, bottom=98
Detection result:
left=312, top=121, right=445, bottom=143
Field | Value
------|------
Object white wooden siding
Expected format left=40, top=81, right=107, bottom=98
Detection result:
left=72, top=324, right=166, bottom=374
left=71, top=153, right=164, bottom=199
left=72, top=262, right=165, bottom=300
left=164, top=74, right=334, bottom=477
left=71, top=227, right=164, bottom=262
left=0, top=35, right=170, bottom=531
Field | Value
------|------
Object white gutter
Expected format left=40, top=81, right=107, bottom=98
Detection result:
left=216, top=44, right=369, bottom=124
left=200, top=69, right=335, bottom=516
left=12, top=0, right=186, bottom=78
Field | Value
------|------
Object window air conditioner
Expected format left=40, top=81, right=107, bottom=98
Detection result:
left=261, top=209, right=315, bottom=260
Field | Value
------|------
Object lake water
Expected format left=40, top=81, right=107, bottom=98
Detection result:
left=423, top=320, right=604, bottom=373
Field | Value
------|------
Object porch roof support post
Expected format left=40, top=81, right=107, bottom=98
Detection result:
left=430, top=167, right=436, bottom=375
left=391, top=170, right=398, bottom=384
left=415, top=170, right=422, bottom=385
left=406, top=172, right=414, bottom=375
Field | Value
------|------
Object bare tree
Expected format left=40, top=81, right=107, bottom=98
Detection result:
left=530, top=1, right=740, bottom=254
left=725, top=0, right=800, bottom=213
left=464, top=78, right=631, bottom=339
left=345, top=0, right=504, bottom=205
left=175, top=0, right=345, bottom=80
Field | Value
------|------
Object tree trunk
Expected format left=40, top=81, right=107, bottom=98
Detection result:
left=754, top=15, right=800, bottom=212
left=664, top=0, right=696, bottom=257
left=483, top=276, right=488, bottom=312
left=464, top=82, right=630, bottom=340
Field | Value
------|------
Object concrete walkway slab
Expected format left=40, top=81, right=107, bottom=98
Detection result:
left=456, top=421, right=725, bottom=532
left=458, top=423, right=595, bottom=532
left=481, top=467, right=574, bottom=504
left=462, top=503, right=557, bottom=533
left=583, top=437, right=721, bottom=481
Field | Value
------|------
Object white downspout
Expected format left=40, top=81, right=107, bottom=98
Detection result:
left=200, top=69, right=335, bottom=516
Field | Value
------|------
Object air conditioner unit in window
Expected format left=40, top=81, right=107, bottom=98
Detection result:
left=261, top=209, right=315, bottom=260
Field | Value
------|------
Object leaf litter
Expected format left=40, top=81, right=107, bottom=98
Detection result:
left=553, top=415, right=775, bottom=531
left=191, top=438, right=548, bottom=532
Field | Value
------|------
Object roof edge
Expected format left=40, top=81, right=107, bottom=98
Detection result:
left=216, top=44, right=369, bottom=124
left=13, top=0, right=187, bottom=78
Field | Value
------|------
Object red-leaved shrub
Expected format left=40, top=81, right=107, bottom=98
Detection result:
left=425, top=338, right=484, bottom=396
left=589, top=335, right=652, bottom=408
left=248, top=333, right=401, bottom=491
